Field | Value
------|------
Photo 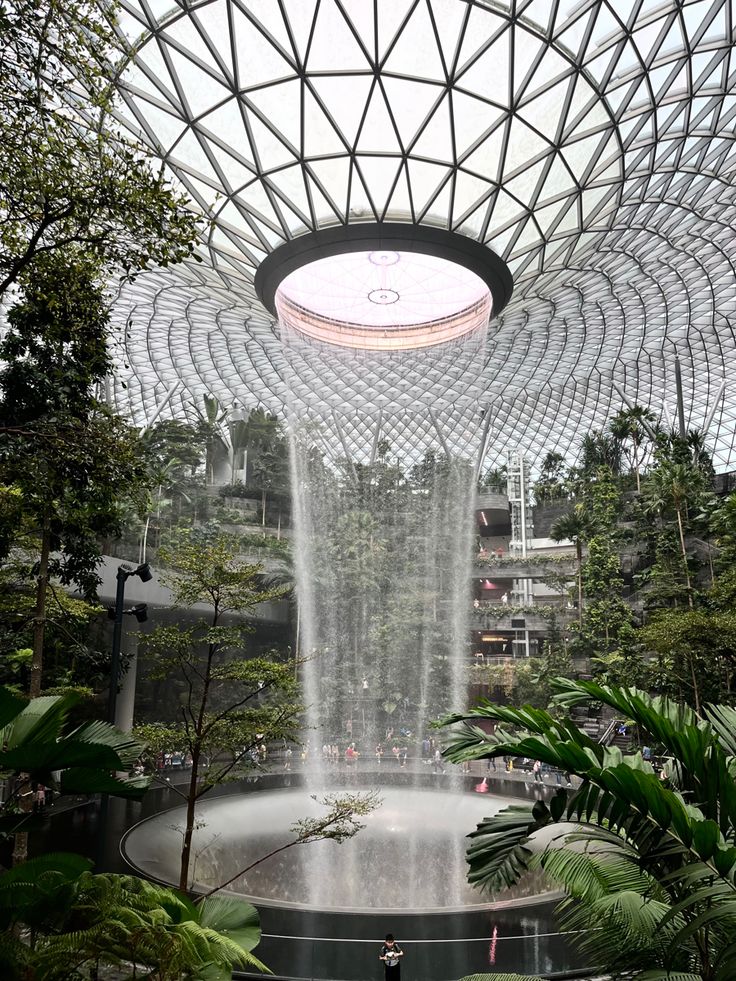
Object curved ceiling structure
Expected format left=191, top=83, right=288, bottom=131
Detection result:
left=104, top=0, right=736, bottom=469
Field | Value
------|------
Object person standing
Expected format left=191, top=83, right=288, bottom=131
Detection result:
left=379, top=934, right=404, bottom=981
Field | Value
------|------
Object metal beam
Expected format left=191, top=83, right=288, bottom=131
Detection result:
left=674, top=356, right=687, bottom=439
left=428, top=407, right=452, bottom=462
left=612, top=383, right=659, bottom=441
left=139, top=380, right=182, bottom=434
left=701, top=380, right=726, bottom=437
left=474, top=404, right=494, bottom=484
left=369, top=410, right=384, bottom=468
left=332, top=410, right=358, bottom=484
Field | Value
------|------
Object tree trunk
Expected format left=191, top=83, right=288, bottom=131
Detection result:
left=675, top=505, right=693, bottom=608
left=29, top=517, right=51, bottom=698
left=576, top=540, right=583, bottom=627
left=179, top=743, right=200, bottom=892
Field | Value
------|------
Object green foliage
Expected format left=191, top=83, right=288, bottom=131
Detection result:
left=0, top=686, right=148, bottom=848
left=0, top=252, right=153, bottom=694
left=0, top=0, right=200, bottom=296
left=441, top=679, right=736, bottom=980
left=639, top=609, right=736, bottom=708
left=0, top=858, right=267, bottom=980
left=139, top=529, right=299, bottom=891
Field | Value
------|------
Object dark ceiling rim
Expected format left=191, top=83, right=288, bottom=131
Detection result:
left=254, top=223, right=514, bottom=319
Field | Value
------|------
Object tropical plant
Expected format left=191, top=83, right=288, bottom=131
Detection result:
left=644, top=462, right=709, bottom=609
left=579, top=429, right=623, bottom=477
left=0, top=685, right=149, bottom=865
left=609, top=405, right=656, bottom=493
left=137, top=527, right=298, bottom=892
left=192, top=395, right=230, bottom=485
left=549, top=506, right=590, bottom=626
left=0, top=855, right=267, bottom=980
left=0, top=252, right=151, bottom=696
left=533, top=450, right=569, bottom=503
left=0, top=0, right=199, bottom=297
left=442, top=678, right=736, bottom=980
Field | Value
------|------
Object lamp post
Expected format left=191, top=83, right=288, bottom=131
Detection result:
left=107, top=561, right=152, bottom=726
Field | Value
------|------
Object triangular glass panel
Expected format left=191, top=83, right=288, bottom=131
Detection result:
left=383, top=0, right=445, bottom=82
left=169, top=128, right=221, bottom=183
left=503, top=117, right=549, bottom=175
left=310, top=74, right=374, bottom=147
left=487, top=188, right=528, bottom=232
left=562, top=131, right=608, bottom=180
left=245, top=108, right=298, bottom=171
left=200, top=99, right=255, bottom=165
left=512, top=23, right=544, bottom=97
left=461, top=123, right=508, bottom=182
left=406, top=159, right=453, bottom=214
left=203, top=136, right=254, bottom=191
left=380, top=76, right=444, bottom=149
left=134, top=39, right=182, bottom=105
left=338, top=0, right=375, bottom=62
left=246, top=78, right=301, bottom=151
left=237, top=0, right=293, bottom=55
left=182, top=2, right=233, bottom=76
left=419, top=173, right=452, bottom=226
left=457, top=6, right=509, bottom=75
left=521, top=76, right=576, bottom=142
left=163, top=14, right=230, bottom=79
left=308, top=157, right=352, bottom=219
left=457, top=29, right=510, bottom=108
left=518, top=0, right=553, bottom=34
left=410, top=92, right=454, bottom=163
left=346, top=159, right=375, bottom=220
left=303, top=86, right=349, bottom=157
left=383, top=162, right=413, bottom=220
left=235, top=178, right=282, bottom=229
left=452, top=90, right=506, bottom=157
left=232, top=4, right=295, bottom=87
left=553, top=5, right=597, bottom=60
left=267, top=165, right=312, bottom=225
left=137, top=101, right=188, bottom=151
left=307, top=0, right=371, bottom=71
left=562, top=74, right=609, bottom=139
left=356, top=86, right=402, bottom=154
left=503, top=158, right=548, bottom=208
left=376, top=0, right=417, bottom=61
left=427, top=0, right=468, bottom=72
left=452, top=170, right=494, bottom=223
left=354, top=155, right=403, bottom=217
left=537, top=153, right=577, bottom=204
left=166, top=48, right=233, bottom=117
left=279, top=0, right=318, bottom=64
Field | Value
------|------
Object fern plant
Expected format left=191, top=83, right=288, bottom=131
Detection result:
left=0, top=861, right=267, bottom=980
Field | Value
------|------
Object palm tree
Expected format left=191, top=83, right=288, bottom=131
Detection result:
left=442, top=678, right=736, bottom=980
left=579, top=429, right=623, bottom=476
left=192, top=394, right=229, bottom=485
left=549, top=506, right=590, bottom=626
left=609, top=405, right=656, bottom=492
left=644, top=461, right=707, bottom=613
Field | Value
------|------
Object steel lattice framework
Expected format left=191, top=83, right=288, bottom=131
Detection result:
left=104, top=0, right=736, bottom=468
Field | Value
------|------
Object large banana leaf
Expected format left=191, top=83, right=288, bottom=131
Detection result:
left=0, top=685, right=150, bottom=801
left=442, top=679, right=736, bottom=979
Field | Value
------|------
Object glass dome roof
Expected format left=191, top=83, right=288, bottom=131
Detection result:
left=103, top=0, right=736, bottom=468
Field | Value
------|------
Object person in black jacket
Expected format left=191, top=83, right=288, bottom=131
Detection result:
left=379, top=934, right=404, bottom=980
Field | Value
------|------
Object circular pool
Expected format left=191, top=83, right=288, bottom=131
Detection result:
left=123, top=784, right=547, bottom=912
